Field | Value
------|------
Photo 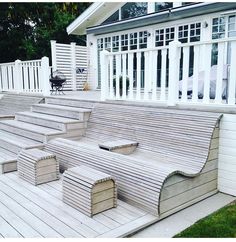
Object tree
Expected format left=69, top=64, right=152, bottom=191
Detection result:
left=0, top=2, right=91, bottom=63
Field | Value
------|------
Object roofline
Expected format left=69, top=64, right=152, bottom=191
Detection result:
left=87, top=2, right=236, bottom=35
left=67, top=2, right=105, bottom=35
left=88, top=2, right=204, bottom=31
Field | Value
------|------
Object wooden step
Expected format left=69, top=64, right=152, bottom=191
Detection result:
left=31, top=104, right=91, bottom=121
left=0, top=120, right=66, bottom=143
left=0, top=147, right=17, bottom=174
left=16, top=112, right=86, bottom=131
left=0, top=94, right=43, bottom=116
left=0, top=130, right=44, bottom=154
left=45, top=97, right=94, bottom=109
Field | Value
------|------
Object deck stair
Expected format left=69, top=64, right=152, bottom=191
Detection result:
left=0, top=97, right=92, bottom=174
left=0, top=94, right=43, bottom=118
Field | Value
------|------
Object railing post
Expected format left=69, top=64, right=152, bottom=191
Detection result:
left=14, top=59, right=22, bottom=93
left=50, top=40, right=57, bottom=73
left=228, top=41, right=236, bottom=105
left=71, top=42, right=77, bottom=91
left=100, top=50, right=109, bottom=101
left=41, top=56, right=50, bottom=96
left=168, top=41, right=181, bottom=106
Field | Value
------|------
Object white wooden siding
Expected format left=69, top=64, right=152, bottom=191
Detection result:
left=51, top=41, right=88, bottom=91
left=218, top=114, right=236, bottom=196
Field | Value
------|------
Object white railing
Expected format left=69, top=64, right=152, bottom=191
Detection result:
left=0, top=57, right=50, bottom=95
left=101, top=38, right=236, bottom=106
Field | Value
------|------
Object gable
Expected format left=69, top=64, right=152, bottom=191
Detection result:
left=67, top=2, right=123, bottom=35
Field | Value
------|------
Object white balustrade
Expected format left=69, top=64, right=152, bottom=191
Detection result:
left=215, top=43, right=225, bottom=104
left=100, top=38, right=236, bottom=106
left=136, top=52, right=141, bottom=100
left=228, top=41, right=236, bottom=105
left=122, top=54, right=127, bottom=100
left=160, top=49, right=167, bottom=101
left=181, top=46, right=190, bottom=102
left=144, top=51, right=149, bottom=100
left=192, top=45, right=200, bottom=102
left=0, top=62, right=15, bottom=92
left=0, top=57, right=50, bottom=95
left=168, top=41, right=181, bottom=106
left=203, top=44, right=212, bottom=104
left=128, top=53, right=134, bottom=100
left=152, top=50, right=158, bottom=101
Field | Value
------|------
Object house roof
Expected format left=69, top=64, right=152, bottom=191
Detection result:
left=87, top=2, right=236, bottom=36
left=67, top=2, right=123, bottom=35
left=68, top=2, right=236, bottom=36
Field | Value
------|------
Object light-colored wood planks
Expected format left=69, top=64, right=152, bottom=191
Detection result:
left=0, top=94, right=43, bottom=117
left=0, top=172, right=156, bottom=238
left=45, top=102, right=221, bottom=216
left=18, top=148, right=59, bottom=185
left=63, top=165, right=117, bottom=217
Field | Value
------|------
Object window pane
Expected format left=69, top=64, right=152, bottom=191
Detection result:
left=229, top=23, right=235, bottom=31
left=102, top=10, right=119, bottom=24
left=182, top=2, right=198, bottom=6
left=130, top=32, right=138, bottom=50
left=155, top=2, right=173, bottom=12
left=121, top=2, right=147, bottom=20
left=229, top=15, right=236, bottom=23
left=212, top=17, right=226, bottom=39
left=229, top=31, right=236, bottom=37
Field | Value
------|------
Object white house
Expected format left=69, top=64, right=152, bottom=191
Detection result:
left=67, top=2, right=236, bottom=105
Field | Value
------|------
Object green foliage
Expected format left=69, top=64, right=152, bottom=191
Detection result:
left=174, top=202, right=236, bottom=238
left=0, top=2, right=91, bottom=63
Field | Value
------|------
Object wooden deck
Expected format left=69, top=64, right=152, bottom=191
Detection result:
left=0, top=172, right=158, bottom=238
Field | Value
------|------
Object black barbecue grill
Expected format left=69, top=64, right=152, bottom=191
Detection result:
left=49, top=70, right=66, bottom=95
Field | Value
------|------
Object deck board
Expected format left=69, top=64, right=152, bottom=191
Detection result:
left=0, top=172, right=158, bottom=238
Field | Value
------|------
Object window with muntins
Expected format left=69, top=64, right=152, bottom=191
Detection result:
left=178, top=22, right=201, bottom=43
left=130, top=32, right=138, bottom=50
left=104, top=37, right=111, bottom=51
left=155, top=27, right=174, bottom=46
left=112, top=36, right=119, bottom=52
left=178, top=25, right=189, bottom=43
left=212, top=17, right=225, bottom=39
left=190, top=23, right=201, bottom=42
left=121, top=34, right=129, bottom=51
left=139, top=31, right=148, bottom=49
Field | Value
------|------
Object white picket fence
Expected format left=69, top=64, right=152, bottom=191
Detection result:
left=0, top=57, right=50, bottom=95
left=101, top=38, right=236, bottom=106
left=51, top=41, right=88, bottom=91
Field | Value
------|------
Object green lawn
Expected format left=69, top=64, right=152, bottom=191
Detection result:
left=174, top=201, right=236, bottom=238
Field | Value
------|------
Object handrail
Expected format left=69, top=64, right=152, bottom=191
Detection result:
left=103, top=37, right=236, bottom=56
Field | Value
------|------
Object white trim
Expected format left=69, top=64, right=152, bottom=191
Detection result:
left=87, top=3, right=213, bottom=32
left=67, top=2, right=103, bottom=35
left=67, top=2, right=124, bottom=35
left=220, top=9, right=236, bottom=16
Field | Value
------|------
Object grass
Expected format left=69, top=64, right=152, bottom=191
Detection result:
left=174, top=201, right=236, bottom=238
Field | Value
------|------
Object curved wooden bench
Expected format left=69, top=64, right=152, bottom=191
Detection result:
left=45, top=103, right=222, bottom=216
